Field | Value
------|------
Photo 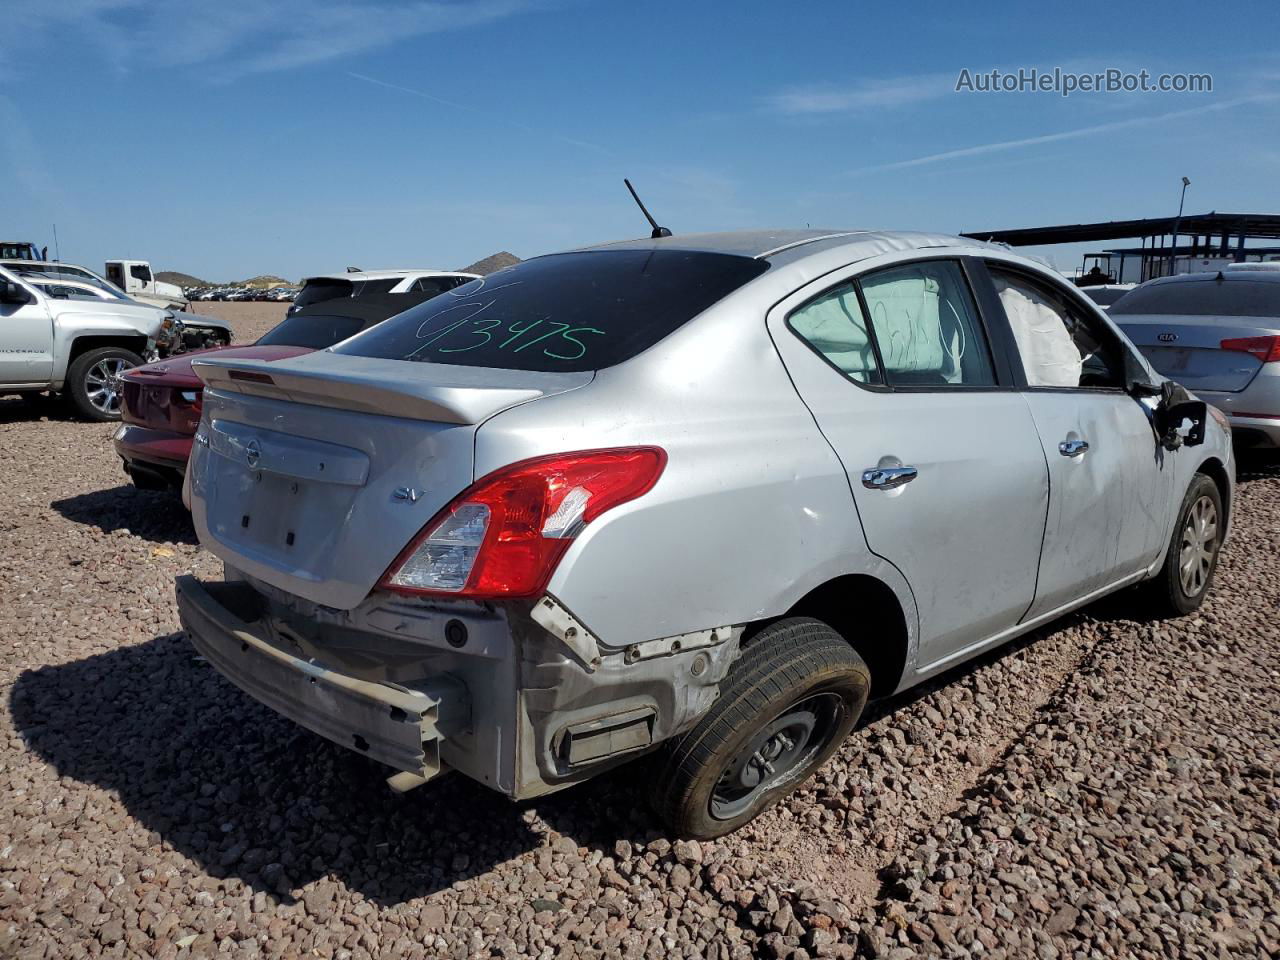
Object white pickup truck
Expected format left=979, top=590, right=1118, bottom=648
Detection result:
left=105, top=259, right=189, bottom=311
left=0, top=264, right=170, bottom=420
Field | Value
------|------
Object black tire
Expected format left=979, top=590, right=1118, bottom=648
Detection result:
left=126, top=464, right=170, bottom=491
left=1146, top=473, right=1224, bottom=617
left=66, top=347, right=142, bottom=421
left=649, top=617, right=870, bottom=839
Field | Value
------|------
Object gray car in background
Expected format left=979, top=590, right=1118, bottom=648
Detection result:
left=1112, top=271, right=1280, bottom=449
left=175, top=230, right=1232, bottom=838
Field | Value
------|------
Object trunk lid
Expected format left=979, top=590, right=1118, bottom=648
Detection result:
left=122, top=345, right=312, bottom=431
left=1116, top=313, right=1280, bottom=392
left=187, top=351, right=592, bottom=609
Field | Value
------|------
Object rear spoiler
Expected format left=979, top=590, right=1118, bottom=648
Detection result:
left=191, top=352, right=592, bottom=425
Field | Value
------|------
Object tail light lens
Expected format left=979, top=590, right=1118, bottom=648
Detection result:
left=380, top=447, right=667, bottom=599
left=1220, top=335, right=1280, bottom=364
left=174, top=388, right=203, bottom=430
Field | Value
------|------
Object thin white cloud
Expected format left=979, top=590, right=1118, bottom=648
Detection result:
left=849, top=93, right=1280, bottom=174
left=347, top=72, right=472, bottom=112
left=18, top=0, right=535, bottom=82
left=765, top=73, right=952, bottom=114
left=347, top=71, right=613, bottom=156
left=764, top=60, right=1222, bottom=116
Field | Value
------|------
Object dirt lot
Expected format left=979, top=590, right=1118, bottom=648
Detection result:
left=1, top=306, right=1278, bottom=959
left=185, top=302, right=289, bottom=344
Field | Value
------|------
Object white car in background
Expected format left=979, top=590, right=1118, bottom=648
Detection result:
left=0, top=264, right=169, bottom=420
left=1079, top=283, right=1135, bottom=311
left=1, top=259, right=232, bottom=351
left=287, top=269, right=479, bottom=316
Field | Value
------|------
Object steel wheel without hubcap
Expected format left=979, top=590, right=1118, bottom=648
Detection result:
left=1179, top=494, right=1218, bottom=597
left=710, top=692, right=845, bottom=821
left=84, top=357, right=129, bottom=416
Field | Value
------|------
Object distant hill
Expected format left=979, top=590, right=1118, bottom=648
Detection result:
left=238, top=275, right=291, bottom=288
left=460, top=251, right=520, bottom=275
left=157, top=270, right=209, bottom=287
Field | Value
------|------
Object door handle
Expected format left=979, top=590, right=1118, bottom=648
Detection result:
left=1058, top=438, right=1089, bottom=457
left=861, top=465, right=918, bottom=490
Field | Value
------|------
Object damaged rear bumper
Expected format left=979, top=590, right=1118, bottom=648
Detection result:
left=176, top=573, right=742, bottom=800
left=176, top=575, right=448, bottom=780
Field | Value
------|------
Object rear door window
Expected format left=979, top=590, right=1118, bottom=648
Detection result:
left=858, top=261, right=996, bottom=387
left=787, top=283, right=881, bottom=384
left=333, top=250, right=770, bottom=372
left=788, top=260, right=997, bottom=389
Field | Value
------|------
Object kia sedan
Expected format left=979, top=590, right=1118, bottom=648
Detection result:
left=1112, top=270, right=1280, bottom=448
left=175, top=230, right=1232, bottom=838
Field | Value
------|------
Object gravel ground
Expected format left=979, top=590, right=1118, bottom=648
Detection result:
left=1, top=309, right=1278, bottom=958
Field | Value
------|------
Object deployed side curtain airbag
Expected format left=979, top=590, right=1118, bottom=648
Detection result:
left=862, top=277, right=946, bottom=376
left=994, top=276, right=1082, bottom=388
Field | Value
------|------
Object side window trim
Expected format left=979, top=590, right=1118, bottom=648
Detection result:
left=981, top=259, right=1129, bottom=394
left=960, top=257, right=1026, bottom=389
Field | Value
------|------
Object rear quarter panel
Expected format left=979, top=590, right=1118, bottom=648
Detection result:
left=474, top=278, right=920, bottom=655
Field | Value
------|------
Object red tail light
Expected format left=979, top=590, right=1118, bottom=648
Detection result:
left=379, top=447, right=667, bottom=599
left=175, top=389, right=203, bottom=412
left=1220, top=335, right=1280, bottom=364
left=173, top=388, right=203, bottom=431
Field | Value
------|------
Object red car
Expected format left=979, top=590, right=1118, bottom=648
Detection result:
left=115, top=294, right=439, bottom=491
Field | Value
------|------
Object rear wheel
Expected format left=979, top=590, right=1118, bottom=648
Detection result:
left=1147, top=473, right=1223, bottom=616
left=66, top=347, right=141, bottom=421
left=126, top=463, right=171, bottom=491
left=649, top=617, right=870, bottom=839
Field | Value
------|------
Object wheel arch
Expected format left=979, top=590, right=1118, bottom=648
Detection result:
left=1196, top=455, right=1231, bottom=532
left=749, top=573, right=911, bottom=699
left=68, top=334, right=149, bottom=364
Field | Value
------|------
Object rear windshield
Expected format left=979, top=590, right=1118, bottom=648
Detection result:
left=1082, top=287, right=1129, bottom=306
left=332, top=250, right=770, bottom=372
left=356, top=277, right=399, bottom=296
left=256, top=313, right=366, bottom=349
left=1111, top=278, right=1280, bottom=318
left=293, top=277, right=353, bottom=310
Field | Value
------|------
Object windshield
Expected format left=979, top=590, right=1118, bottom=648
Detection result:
left=7, top=262, right=122, bottom=295
left=1111, top=278, right=1280, bottom=318
left=332, top=250, right=771, bottom=372
left=31, top=280, right=128, bottom=302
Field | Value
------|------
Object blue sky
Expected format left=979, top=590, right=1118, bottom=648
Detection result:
left=4, top=0, right=1278, bottom=281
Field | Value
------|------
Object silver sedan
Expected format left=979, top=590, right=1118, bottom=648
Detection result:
left=175, top=229, right=1233, bottom=837
left=1112, top=270, right=1280, bottom=449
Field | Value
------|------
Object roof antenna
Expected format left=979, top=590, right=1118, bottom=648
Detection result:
left=624, top=178, right=672, bottom=238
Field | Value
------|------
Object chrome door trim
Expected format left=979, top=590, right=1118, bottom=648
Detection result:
left=861, top=465, right=918, bottom=490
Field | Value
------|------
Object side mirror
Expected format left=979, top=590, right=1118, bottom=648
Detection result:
left=0, top=280, right=32, bottom=305
left=1128, top=380, right=1163, bottom=399
left=1154, top=381, right=1206, bottom=449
